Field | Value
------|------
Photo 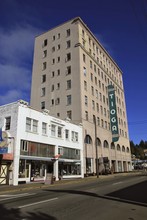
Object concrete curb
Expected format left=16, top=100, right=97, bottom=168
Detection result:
left=0, top=171, right=143, bottom=194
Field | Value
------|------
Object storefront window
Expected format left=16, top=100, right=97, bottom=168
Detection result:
left=20, top=140, right=55, bottom=158
left=59, top=162, right=81, bottom=176
left=19, top=159, right=29, bottom=178
left=59, top=147, right=80, bottom=160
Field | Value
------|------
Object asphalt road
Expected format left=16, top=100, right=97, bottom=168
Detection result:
left=0, top=173, right=147, bottom=220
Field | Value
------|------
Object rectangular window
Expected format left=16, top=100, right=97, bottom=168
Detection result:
left=71, top=131, right=78, bottom=142
left=65, top=129, right=69, bottom=139
left=57, top=83, right=60, bottom=90
left=85, top=96, right=88, bottom=106
left=91, top=86, right=94, bottom=96
left=52, top=46, right=55, bottom=52
left=41, top=87, right=45, bottom=96
left=55, top=98, right=60, bottom=105
left=41, top=101, right=45, bottom=110
left=90, top=60, right=92, bottom=69
left=52, top=71, right=55, bottom=77
left=83, top=54, right=86, bottom=63
left=21, top=140, right=28, bottom=151
left=33, top=120, right=38, bottom=133
left=53, top=35, right=55, bottom=41
left=91, top=73, right=93, bottom=81
left=66, top=53, right=71, bottom=62
left=43, top=50, right=47, bottom=58
left=96, top=89, right=98, bottom=99
left=42, top=122, right=47, bottom=135
left=82, top=29, right=85, bottom=37
left=84, top=81, right=87, bottom=90
left=83, top=67, right=86, bottom=76
left=66, top=66, right=71, bottom=75
left=66, top=40, right=71, bottom=48
left=5, top=116, right=11, bottom=130
left=57, top=56, right=60, bottom=62
left=51, top=124, right=56, bottom=136
left=43, top=39, right=47, bottom=47
left=85, top=111, right=88, bottom=120
left=94, top=64, right=96, bottom=72
left=95, top=77, right=97, bottom=85
left=67, top=95, right=71, bottom=105
left=26, top=118, right=38, bottom=133
left=96, top=103, right=99, bottom=112
left=67, top=110, right=72, bottom=119
left=42, top=62, right=47, bottom=70
left=58, top=126, right=62, bottom=138
left=92, top=100, right=95, bottom=110
left=101, top=119, right=104, bottom=128
left=97, top=117, right=100, bottom=126
left=105, top=121, right=107, bottom=129
left=75, top=132, right=78, bottom=142
left=51, top=99, right=54, bottom=105
left=99, top=92, right=102, bottom=101
left=26, top=117, right=31, bottom=131
left=52, top=59, right=55, bottom=64
left=57, top=44, right=60, bottom=50
left=67, top=80, right=71, bottom=89
left=57, top=33, right=60, bottom=39
left=66, top=29, right=70, bottom=37
left=42, top=74, right=46, bottom=83
left=57, top=69, right=60, bottom=76
left=82, top=39, right=85, bottom=47
left=58, top=147, right=63, bottom=155
left=100, top=105, right=103, bottom=115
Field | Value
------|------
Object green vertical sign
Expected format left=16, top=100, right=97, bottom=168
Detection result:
left=108, top=85, right=119, bottom=142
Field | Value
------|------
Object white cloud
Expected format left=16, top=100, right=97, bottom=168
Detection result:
left=0, top=25, right=41, bottom=64
left=0, top=90, right=24, bottom=105
left=0, top=64, right=31, bottom=90
left=0, top=25, right=42, bottom=106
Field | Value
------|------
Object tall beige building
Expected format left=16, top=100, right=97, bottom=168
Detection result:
left=31, top=17, right=132, bottom=175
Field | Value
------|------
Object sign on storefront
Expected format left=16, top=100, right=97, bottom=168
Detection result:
left=108, top=85, right=119, bottom=142
left=0, top=130, right=13, bottom=155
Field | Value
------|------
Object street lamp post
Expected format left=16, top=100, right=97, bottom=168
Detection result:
left=94, top=115, right=99, bottom=178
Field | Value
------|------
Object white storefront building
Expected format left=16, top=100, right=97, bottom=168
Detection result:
left=0, top=100, right=83, bottom=185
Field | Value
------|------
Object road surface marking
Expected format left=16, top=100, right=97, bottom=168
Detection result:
left=112, top=181, right=123, bottom=185
left=18, top=197, right=58, bottom=209
left=0, top=193, right=36, bottom=201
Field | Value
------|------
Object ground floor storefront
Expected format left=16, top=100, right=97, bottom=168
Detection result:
left=85, top=157, right=132, bottom=176
left=17, top=157, right=83, bottom=184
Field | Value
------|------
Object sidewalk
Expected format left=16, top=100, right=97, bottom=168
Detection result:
left=0, top=171, right=143, bottom=194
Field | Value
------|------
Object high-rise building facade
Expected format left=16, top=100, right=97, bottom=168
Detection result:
left=30, top=17, right=132, bottom=175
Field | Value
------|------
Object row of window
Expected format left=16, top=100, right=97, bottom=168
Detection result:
left=21, top=140, right=80, bottom=160
left=81, top=28, right=122, bottom=83
left=26, top=117, right=79, bottom=142
left=42, top=29, right=70, bottom=48
left=84, top=113, right=127, bottom=138
left=41, top=80, right=71, bottom=96
left=85, top=135, right=129, bottom=152
left=43, top=26, right=119, bottom=83
left=41, top=66, right=71, bottom=84
left=43, top=40, right=71, bottom=58
left=42, top=52, right=71, bottom=70
left=83, top=64, right=123, bottom=102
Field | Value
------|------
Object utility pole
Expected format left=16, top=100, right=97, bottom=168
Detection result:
left=94, top=115, right=99, bottom=178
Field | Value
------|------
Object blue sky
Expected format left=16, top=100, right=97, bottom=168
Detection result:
left=0, top=0, right=147, bottom=144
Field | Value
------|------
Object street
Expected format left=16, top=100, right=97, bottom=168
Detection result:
left=0, top=173, right=147, bottom=220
